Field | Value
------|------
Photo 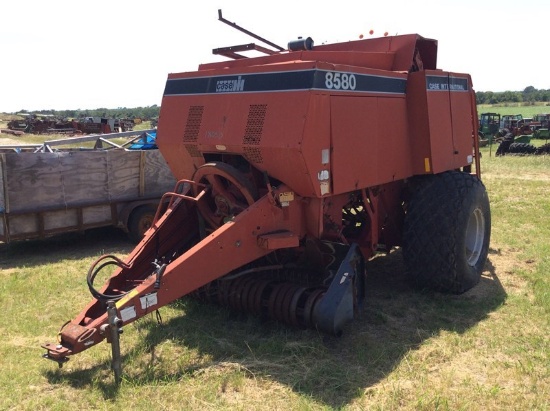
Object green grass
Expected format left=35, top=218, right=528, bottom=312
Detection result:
left=479, top=150, right=550, bottom=315
left=0, top=142, right=549, bottom=410
left=478, top=102, right=550, bottom=117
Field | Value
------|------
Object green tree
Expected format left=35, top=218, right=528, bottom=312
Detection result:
left=523, top=86, right=537, bottom=103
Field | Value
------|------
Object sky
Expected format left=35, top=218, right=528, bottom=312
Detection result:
left=1, top=0, right=549, bottom=113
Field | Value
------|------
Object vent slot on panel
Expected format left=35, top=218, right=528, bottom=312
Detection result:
left=243, top=104, right=267, bottom=164
left=243, top=147, right=263, bottom=164
left=243, top=104, right=267, bottom=145
left=183, top=106, right=204, bottom=142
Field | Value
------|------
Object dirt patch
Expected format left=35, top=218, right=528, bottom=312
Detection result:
left=468, top=245, right=532, bottom=300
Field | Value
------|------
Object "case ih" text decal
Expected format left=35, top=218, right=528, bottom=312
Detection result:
left=216, top=76, right=245, bottom=92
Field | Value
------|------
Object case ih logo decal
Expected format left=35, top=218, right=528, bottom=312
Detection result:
left=164, top=70, right=406, bottom=96
left=216, top=76, right=245, bottom=92
left=426, top=76, right=469, bottom=92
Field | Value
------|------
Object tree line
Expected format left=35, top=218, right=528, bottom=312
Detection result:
left=13, top=86, right=550, bottom=117
left=476, top=86, right=550, bottom=105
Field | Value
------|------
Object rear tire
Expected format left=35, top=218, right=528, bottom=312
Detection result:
left=403, top=171, right=491, bottom=293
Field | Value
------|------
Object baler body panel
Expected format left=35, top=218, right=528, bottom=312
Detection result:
left=158, top=60, right=416, bottom=197
left=159, top=63, right=319, bottom=196
left=407, top=70, right=475, bottom=174
left=330, top=94, right=412, bottom=194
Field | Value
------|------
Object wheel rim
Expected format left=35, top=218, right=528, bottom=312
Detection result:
left=193, top=163, right=257, bottom=229
left=465, top=207, right=485, bottom=266
left=137, top=215, right=154, bottom=237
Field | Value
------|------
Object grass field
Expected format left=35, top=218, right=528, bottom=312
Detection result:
left=477, top=102, right=550, bottom=117
left=0, top=139, right=548, bottom=409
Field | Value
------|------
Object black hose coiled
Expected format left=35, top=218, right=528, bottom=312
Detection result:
left=86, top=255, right=130, bottom=302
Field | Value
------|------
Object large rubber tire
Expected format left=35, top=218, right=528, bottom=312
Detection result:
left=402, top=171, right=491, bottom=294
left=495, top=134, right=514, bottom=156
left=508, top=142, right=537, bottom=155
left=535, top=143, right=550, bottom=155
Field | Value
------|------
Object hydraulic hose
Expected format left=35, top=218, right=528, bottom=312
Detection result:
left=86, top=255, right=131, bottom=302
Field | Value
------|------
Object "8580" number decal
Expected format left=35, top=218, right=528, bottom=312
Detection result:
left=324, top=72, right=357, bottom=90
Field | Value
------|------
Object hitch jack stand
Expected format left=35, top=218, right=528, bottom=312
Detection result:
left=104, top=300, right=123, bottom=384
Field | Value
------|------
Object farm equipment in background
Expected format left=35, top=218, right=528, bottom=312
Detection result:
left=499, top=114, right=534, bottom=137
left=42, top=10, right=491, bottom=382
left=499, top=114, right=522, bottom=133
left=495, top=133, right=550, bottom=155
left=533, top=113, right=550, bottom=128
left=7, top=113, right=58, bottom=134
left=5, top=119, right=29, bottom=133
left=77, top=117, right=134, bottom=134
left=6, top=114, right=135, bottom=135
left=6, top=113, right=78, bottom=134
left=479, top=112, right=500, bottom=137
left=532, top=114, right=550, bottom=139
left=478, top=112, right=501, bottom=145
left=493, top=113, right=550, bottom=155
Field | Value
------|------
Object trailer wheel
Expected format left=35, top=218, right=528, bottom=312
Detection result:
left=193, top=162, right=258, bottom=228
left=403, top=171, right=491, bottom=293
left=128, top=205, right=157, bottom=243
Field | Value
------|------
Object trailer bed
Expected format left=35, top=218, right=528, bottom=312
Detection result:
left=0, top=131, right=176, bottom=242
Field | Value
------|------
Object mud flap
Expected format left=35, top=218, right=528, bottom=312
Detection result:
left=311, top=243, right=366, bottom=335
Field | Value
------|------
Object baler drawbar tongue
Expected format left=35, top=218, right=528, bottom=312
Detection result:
left=42, top=176, right=366, bottom=379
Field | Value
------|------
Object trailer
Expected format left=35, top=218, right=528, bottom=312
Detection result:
left=0, top=130, right=176, bottom=243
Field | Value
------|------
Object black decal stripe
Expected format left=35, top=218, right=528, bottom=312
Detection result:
left=164, top=70, right=406, bottom=96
